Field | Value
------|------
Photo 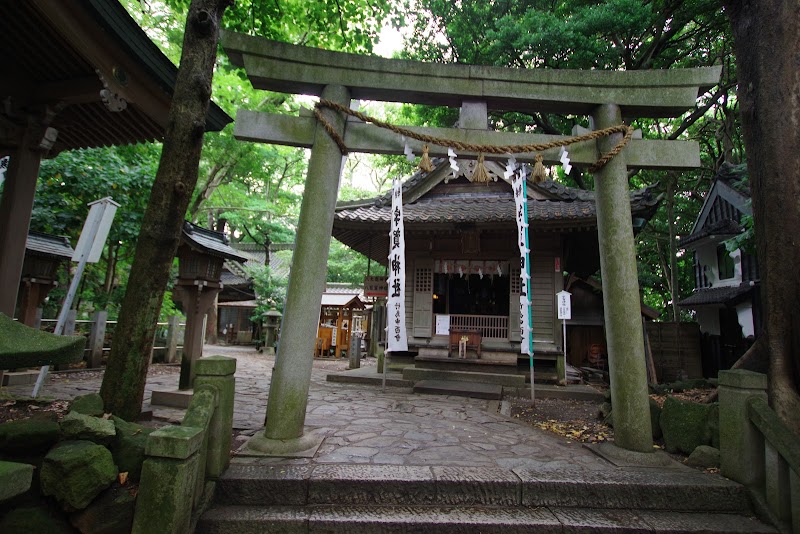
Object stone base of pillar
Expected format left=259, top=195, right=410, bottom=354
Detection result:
left=150, top=388, right=194, bottom=409
left=239, top=430, right=324, bottom=458
left=587, top=441, right=682, bottom=468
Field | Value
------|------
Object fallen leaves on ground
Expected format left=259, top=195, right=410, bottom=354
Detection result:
left=509, top=397, right=613, bottom=443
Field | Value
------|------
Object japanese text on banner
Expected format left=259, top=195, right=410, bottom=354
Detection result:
left=386, top=179, right=408, bottom=352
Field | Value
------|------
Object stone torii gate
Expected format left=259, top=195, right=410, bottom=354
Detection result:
left=221, top=31, right=720, bottom=456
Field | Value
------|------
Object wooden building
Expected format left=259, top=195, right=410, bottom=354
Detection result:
left=333, top=159, right=661, bottom=374
left=678, top=163, right=760, bottom=377
left=316, top=291, right=367, bottom=358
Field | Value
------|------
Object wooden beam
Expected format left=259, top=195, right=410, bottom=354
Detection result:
left=233, top=110, right=702, bottom=170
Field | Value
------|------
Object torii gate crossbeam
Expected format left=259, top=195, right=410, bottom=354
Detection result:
left=221, top=31, right=720, bottom=456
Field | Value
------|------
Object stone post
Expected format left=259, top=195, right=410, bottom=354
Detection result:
left=132, top=426, right=204, bottom=534
left=165, top=315, right=181, bottom=364
left=349, top=332, right=361, bottom=369
left=193, top=356, right=236, bottom=478
left=262, top=84, right=350, bottom=442
left=718, top=369, right=767, bottom=487
left=88, top=310, right=107, bottom=368
left=176, top=284, right=221, bottom=390
left=591, top=104, right=652, bottom=453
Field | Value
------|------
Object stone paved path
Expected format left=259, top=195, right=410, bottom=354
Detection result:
left=5, top=345, right=610, bottom=471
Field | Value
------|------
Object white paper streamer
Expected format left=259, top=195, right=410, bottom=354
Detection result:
left=403, top=137, right=415, bottom=163
left=559, top=146, right=572, bottom=175
left=448, top=147, right=459, bottom=176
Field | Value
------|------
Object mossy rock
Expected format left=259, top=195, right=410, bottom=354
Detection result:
left=0, top=460, right=34, bottom=501
left=659, top=396, right=713, bottom=455
left=69, top=484, right=135, bottom=534
left=0, top=505, right=76, bottom=534
left=649, top=398, right=662, bottom=440
left=0, top=417, right=60, bottom=455
left=40, top=441, right=118, bottom=512
left=60, top=412, right=116, bottom=444
left=0, top=313, right=86, bottom=369
left=69, top=394, right=104, bottom=417
left=686, top=445, right=720, bottom=468
left=110, top=416, right=154, bottom=482
left=706, top=403, right=720, bottom=449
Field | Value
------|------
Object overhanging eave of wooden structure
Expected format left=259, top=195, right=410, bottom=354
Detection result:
left=233, top=110, right=702, bottom=170
left=0, top=0, right=232, bottom=155
left=222, top=31, right=721, bottom=119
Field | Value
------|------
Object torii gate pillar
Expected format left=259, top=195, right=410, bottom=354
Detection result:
left=592, top=104, right=652, bottom=453
left=247, top=84, right=351, bottom=454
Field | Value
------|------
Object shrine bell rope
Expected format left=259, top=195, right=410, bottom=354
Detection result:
left=314, top=99, right=634, bottom=174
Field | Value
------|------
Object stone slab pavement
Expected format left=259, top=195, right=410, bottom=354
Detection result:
left=3, top=345, right=620, bottom=472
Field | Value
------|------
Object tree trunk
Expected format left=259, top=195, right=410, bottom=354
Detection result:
left=724, top=0, right=800, bottom=436
left=100, top=0, right=231, bottom=421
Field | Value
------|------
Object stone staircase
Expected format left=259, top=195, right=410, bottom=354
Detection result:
left=196, top=463, right=776, bottom=533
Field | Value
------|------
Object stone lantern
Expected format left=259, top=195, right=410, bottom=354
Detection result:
left=174, top=222, right=246, bottom=390
left=262, top=309, right=282, bottom=355
left=18, top=232, right=74, bottom=326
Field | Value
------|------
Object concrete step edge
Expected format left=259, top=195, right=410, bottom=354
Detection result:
left=215, top=464, right=750, bottom=513
left=403, top=367, right=526, bottom=386
left=197, top=505, right=776, bottom=534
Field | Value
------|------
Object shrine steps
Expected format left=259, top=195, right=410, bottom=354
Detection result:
left=196, top=463, right=776, bottom=533
left=412, top=379, right=504, bottom=400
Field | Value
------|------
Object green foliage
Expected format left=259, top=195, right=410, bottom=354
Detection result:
left=31, top=145, right=161, bottom=319
left=392, top=0, right=740, bottom=321
left=247, top=265, right=287, bottom=320
left=327, top=239, right=372, bottom=285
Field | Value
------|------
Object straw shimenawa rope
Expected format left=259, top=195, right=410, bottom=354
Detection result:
left=313, top=99, right=634, bottom=174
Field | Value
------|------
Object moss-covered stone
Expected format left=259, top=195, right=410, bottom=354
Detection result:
left=706, top=403, right=720, bottom=449
left=686, top=445, right=720, bottom=468
left=659, top=396, right=713, bottom=454
left=0, top=505, right=76, bottom=534
left=69, top=394, right=104, bottom=417
left=60, top=412, right=116, bottom=444
left=0, top=460, right=34, bottom=501
left=110, top=416, right=153, bottom=482
left=0, top=417, right=60, bottom=455
left=649, top=398, right=662, bottom=440
left=40, top=441, right=118, bottom=511
left=0, top=313, right=86, bottom=369
left=69, top=484, right=135, bottom=534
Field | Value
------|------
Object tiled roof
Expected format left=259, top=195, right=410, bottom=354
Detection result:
left=336, top=195, right=655, bottom=225
left=181, top=222, right=247, bottom=262
left=26, top=231, right=74, bottom=259
left=678, top=219, right=743, bottom=248
left=678, top=283, right=756, bottom=307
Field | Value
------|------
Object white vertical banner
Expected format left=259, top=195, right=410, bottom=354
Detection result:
left=387, top=178, right=408, bottom=352
left=512, top=167, right=533, bottom=356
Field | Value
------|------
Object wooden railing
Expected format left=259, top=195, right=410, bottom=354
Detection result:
left=448, top=314, right=508, bottom=339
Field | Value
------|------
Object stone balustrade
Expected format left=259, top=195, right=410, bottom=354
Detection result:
left=132, top=355, right=236, bottom=534
left=719, top=369, right=800, bottom=533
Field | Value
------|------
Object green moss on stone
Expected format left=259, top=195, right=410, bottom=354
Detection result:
left=69, top=394, right=105, bottom=417
left=659, top=396, right=713, bottom=455
left=0, top=313, right=86, bottom=369
left=0, top=418, right=60, bottom=455
left=110, top=416, right=153, bottom=482
left=40, top=440, right=118, bottom=511
left=59, top=412, right=116, bottom=444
